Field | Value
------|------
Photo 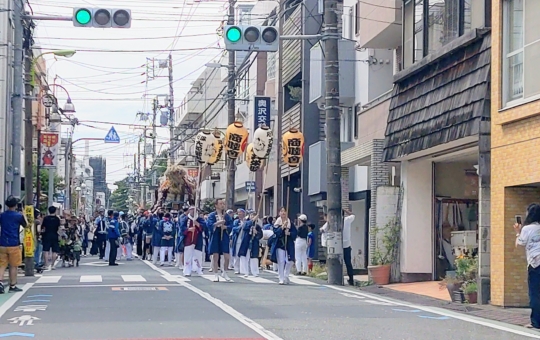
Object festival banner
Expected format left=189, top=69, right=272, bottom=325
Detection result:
left=40, top=132, right=60, bottom=168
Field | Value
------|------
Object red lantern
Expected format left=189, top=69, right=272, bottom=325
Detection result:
left=282, top=128, right=304, bottom=167
left=225, top=122, right=249, bottom=159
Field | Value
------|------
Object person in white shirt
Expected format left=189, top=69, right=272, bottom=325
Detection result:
left=320, top=214, right=328, bottom=248
left=515, top=203, right=540, bottom=329
left=343, top=209, right=355, bottom=286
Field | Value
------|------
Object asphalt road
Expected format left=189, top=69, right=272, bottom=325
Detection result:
left=0, top=256, right=537, bottom=340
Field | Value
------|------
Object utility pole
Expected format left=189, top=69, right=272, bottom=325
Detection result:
left=168, top=54, right=175, bottom=164
left=142, top=127, right=147, bottom=209
left=11, top=0, right=24, bottom=199
left=275, top=0, right=284, bottom=214
left=225, top=0, right=236, bottom=209
left=23, top=49, right=34, bottom=276
left=324, top=0, right=343, bottom=285
left=24, top=53, right=33, bottom=207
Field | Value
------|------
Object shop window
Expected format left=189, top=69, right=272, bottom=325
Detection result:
left=503, top=0, right=540, bottom=106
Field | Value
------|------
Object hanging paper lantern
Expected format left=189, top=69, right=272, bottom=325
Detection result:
left=282, top=128, right=305, bottom=167
left=207, top=131, right=223, bottom=165
left=224, top=121, right=249, bottom=159
left=245, top=143, right=263, bottom=172
left=252, top=125, right=273, bottom=158
left=194, top=130, right=216, bottom=164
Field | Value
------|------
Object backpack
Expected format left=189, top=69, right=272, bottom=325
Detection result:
left=120, top=221, right=129, bottom=236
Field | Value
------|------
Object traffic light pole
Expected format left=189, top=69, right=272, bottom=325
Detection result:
left=323, top=0, right=343, bottom=285
left=225, top=0, right=236, bottom=210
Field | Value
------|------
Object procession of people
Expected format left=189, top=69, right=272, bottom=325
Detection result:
left=30, top=197, right=325, bottom=285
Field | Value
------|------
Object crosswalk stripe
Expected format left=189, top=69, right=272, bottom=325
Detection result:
left=80, top=275, right=102, bottom=283
left=242, top=276, right=275, bottom=284
left=200, top=274, right=217, bottom=282
left=162, top=275, right=191, bottom=282
left=288, top=277, right=319, bottom=286
left=121, top=275, right=146, bottom=282
left=36, top=275, right=61, bottom=284
left=263, top=270, right=319, bottom=285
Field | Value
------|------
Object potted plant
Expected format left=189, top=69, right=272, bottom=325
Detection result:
left=368, top=218, right=401, bottom=285
left=462, top=281, right=478, bottom=304
left=438, top=273, right=463, bottom=302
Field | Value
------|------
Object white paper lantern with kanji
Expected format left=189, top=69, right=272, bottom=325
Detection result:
left=195, top=130, right=216, bottom=164
left=252, top=125, right=273, bottom=158
left=245, top=143, right=263, bottom=172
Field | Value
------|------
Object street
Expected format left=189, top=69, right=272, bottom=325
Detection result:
left=0, top=258, right=534, bottom=340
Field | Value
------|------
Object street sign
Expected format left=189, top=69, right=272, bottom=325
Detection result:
left=254, top=96, right=271, bottom=130
left=245, top=181, right=256, bottom=192
left=104, top=126, right=120, bottom=143
left=41, top=94, right=55, bottom=108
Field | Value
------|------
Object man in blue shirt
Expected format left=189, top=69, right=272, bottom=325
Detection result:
left=0, top=196, right=27, bottom=293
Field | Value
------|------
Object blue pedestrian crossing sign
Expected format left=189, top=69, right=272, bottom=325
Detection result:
left=104, top=126, right=120, bottom=143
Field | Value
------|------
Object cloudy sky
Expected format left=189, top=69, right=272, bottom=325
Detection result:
left=31, top=0, right=228, bottom=184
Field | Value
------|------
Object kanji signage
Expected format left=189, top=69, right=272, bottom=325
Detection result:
left=254, top=96, right=271, bottom=131
left=40, top=133, right=60, bottom=168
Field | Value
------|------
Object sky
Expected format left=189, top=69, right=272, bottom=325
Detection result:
left=31, top=0, right=229, bottom=185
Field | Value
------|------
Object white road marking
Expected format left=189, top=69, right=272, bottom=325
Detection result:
left=325, top=285, right=540, bottom=339
left=35, top=276, right=61, bottom=284
left=144, top=261, right=283, bottom=340
left=242, top=276, right=275, bottom=284
left=121, top=275, right=146, bottom=282
left=288, top=277, right=319, bottom=286
left=80, top=275, right=102, bottom=283
left=28, top=283, right=180, bottom=288
left=0, top=283, right=33, bottom=319
left=162, top=275, right=191, bottom=282
left=263, top=270, right=319, bottom=285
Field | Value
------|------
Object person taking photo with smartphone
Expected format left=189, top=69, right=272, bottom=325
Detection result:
left=515, top=203, right=540, bottom=329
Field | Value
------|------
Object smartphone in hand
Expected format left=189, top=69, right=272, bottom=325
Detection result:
left=516, top=215, right=522, bottom=225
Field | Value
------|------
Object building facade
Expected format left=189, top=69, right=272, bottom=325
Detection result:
left=490, top=0, right=540, bottom=307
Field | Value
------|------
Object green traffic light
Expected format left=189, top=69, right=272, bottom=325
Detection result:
left=226, top=27, right=241, bottom=43
left=75, top=9, right=92, bottom=25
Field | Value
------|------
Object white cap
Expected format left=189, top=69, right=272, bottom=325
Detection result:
left=298, top=214, right=307, bottom=222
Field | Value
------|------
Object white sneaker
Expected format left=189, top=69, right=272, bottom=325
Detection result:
left=221, top=271, right=233, bottom=282
left=279, top=281, right=284, bottom=285
left=213, top=274, right=220, bottom=282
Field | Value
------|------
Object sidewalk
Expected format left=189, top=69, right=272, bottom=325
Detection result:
left=357, top=283, right=531, bottom=327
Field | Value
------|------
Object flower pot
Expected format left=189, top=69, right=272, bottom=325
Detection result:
left=368, top=264, right=391, bottom=285
left=453, top=290, right=465, bottom=303
left=446, top=282, right=463, bottom=300
left=465, top=292, right=478, bottom=304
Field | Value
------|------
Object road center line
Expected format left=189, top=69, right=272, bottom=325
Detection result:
left=0, top=283, right=34, bottom=319
left=325, top=285, right=540, bottom=339
left=143, top=261, right=283, bottom=340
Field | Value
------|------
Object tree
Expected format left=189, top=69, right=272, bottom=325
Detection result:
left=109, top=177, right=130, bottom=212
left=201, top=198, right=216, bottom=214
left=145, top=148, right=168, bottom=186
left=31, top=165, right=64, bottom=211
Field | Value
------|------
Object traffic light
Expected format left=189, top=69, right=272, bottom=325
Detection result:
left=223, top=25, right=279, bottom=52
left=73, top=8, right=132, bottom=28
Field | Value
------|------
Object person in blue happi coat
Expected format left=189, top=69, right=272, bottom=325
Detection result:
left=174, top=208, right=188, bottom=269
left=270, top=207, right=297, bottom=285
left=149, top=212, right=162, bottom=264
left=206, top=199, right=233, bottom=282
left=238, top=212, right=263, bottom=277
left=231, top=209, right=249, bottom=275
